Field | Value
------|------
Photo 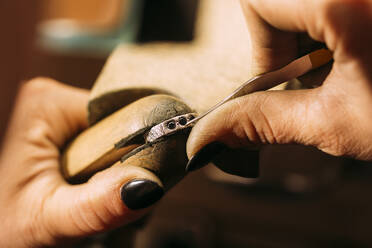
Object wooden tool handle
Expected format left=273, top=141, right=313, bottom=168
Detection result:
left=309, top=49, right=333, bottom=69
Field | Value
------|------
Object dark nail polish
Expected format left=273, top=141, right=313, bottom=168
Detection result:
left=186, top=142, right=228, bottom=172
left=121, top=179, right=164, bottom=210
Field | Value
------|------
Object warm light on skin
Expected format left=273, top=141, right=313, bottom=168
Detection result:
left=188, top=0, right=372, bottom=166
left=0, top=79, right=155, bottom=247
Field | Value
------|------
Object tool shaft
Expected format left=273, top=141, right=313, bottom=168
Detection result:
left=188, top=49, right=332, bottom=125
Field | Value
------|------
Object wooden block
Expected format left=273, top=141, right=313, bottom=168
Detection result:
left=63, top=95, right=192, bottom=183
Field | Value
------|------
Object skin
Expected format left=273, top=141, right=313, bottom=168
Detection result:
left=0, top=2, right=187, bottom=246
left=187, top=0, right=372, bottom=162
left=1, top=2, right=161, bottom=246
left=2, top=0, right=372, bottom=246
left=0, top=79, right=155, bottom=247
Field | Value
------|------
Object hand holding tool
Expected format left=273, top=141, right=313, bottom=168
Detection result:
left=146, top=49, right=333, bottom=144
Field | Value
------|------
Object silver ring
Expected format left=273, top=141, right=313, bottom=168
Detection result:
left=145, top=113, right=198, bottom=143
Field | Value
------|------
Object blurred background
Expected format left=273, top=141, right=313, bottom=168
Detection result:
left=2, top=1, right=372, bottom=247
left=0, top=0, right=197, bottom=140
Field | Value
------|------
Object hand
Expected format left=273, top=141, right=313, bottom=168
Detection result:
left=0, top=78, right=161, bottom=247
left=186, top=0, right=372, bottom=171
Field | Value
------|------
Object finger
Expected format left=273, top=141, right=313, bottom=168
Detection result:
left=0, top=78, right=89, bottom=189
left=240, top=0, right=332, bottom=76
left=5, top=78, right=89, bottom=149
left=44, top=163, right=163, bottom=239
left=41, top=80, right=89, bottom=147
left=242, top=0, right=321, bottom=37
left=243, top=0, right=372, bottom=65
left=186, top=87, right=336, bottom=171
left=241, top=0, right=298, bottom=75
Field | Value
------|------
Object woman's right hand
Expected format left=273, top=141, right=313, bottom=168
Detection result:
left=187, top=0, right=372, bottom=171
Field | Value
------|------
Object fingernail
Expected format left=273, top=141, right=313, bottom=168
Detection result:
left=186, top=142, right=228, bottom=172
left=120, top=179, right=164, bottom=210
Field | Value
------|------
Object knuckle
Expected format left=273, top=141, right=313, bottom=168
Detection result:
left=70, top=183, right=127, bottom=234
left=71, top=194, right=108, bottom=233
left=315, top=91, right=350, bottom=156
left=318, top=127, right=349, bottom=157
left=20, top=77, right=57, bottom=95
left=235, top=93, right=278, bottom=145
left=228, top=99, right=255, bottom=145
left=256, top=98, right=278, bottom=144
left=17, top=78, right=59, bottom=105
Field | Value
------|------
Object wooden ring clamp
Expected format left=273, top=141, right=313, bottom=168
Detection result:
left=61, top=45, right=332, bottom=187
left=61, top=0, right=266, bottom=189
left=62, top=94, right=195, bottom=191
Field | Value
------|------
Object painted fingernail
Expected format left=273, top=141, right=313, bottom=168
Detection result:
left=186, top=142, right=228, bottom=172
left=120, top=179, right=164, bottom=210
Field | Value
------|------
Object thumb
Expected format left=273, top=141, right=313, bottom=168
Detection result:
left=186, top=87, right=333, bottom=171
left=44, top=162, right=163, bottom=239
